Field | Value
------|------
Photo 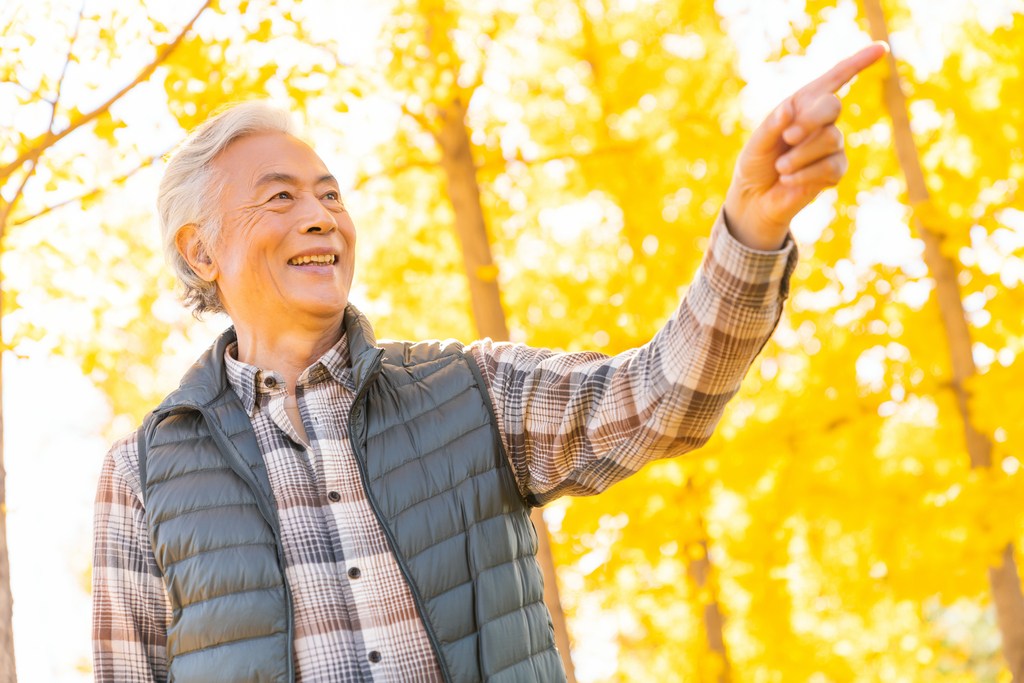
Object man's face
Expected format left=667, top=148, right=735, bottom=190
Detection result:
left=206, top=132, right=356, bottom=327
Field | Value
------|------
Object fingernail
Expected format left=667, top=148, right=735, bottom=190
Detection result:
left=779, top=174, right=795, bottom=185
left=783, top=126, right=801, bottom=143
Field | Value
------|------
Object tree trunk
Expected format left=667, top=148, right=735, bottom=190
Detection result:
left=0, top=199, right=17, bottom=683
left=684, top=479, right=729, bottom=683
left=433, top=96, right=577, bottom=683
left=0, top=339, right=13, bottom=683
left=688, top=541, right=730, bottom=683
left=862, top=2, right=1024, bottom=679
left=0, top=167, right=38, bottom=683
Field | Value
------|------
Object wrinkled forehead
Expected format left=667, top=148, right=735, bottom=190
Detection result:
left=212, top=132, right=332, bottom=194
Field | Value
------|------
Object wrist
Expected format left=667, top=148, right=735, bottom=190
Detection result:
left=722, top=199, right=789, bottom=252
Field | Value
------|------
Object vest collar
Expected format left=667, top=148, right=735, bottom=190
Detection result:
left=156, top=302, right=382, bottom=413
left=343, top=302, right=384, bottom=394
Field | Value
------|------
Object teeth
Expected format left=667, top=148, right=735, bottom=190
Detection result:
left=289, top=254, right=336, bottom=266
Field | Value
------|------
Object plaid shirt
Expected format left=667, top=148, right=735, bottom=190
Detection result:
left=92, top=212, right=796, bottom=682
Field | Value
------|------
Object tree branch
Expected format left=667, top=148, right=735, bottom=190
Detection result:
left=11, top=148, right=171, bottom=227
left=0, top=4, right=24, bottom=41
left=353, top=158, right=439, bottom=190
left=475, top=139, right=641, bottom=175
left=400, top=102, right=435, bottom=133
left=0, top=161, right=38, bottom=240
left=0, top=0, right=212, bottom=185
left=35, top=4, right=83, bottom=149
left=352, top=140, right=639, bottom=196
left=47, top=2, right=85, bottom=110
left=455, top=14, right=499, bottom=101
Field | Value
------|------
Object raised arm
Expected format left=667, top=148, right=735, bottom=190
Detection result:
left=92, top=435, right=172, bottom=682
left=469, top=210, right=797, bottom=506
left=468, top=44, right=885, bottom=506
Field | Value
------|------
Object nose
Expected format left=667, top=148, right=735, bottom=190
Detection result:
left=298, top=193, right=338, bottom=235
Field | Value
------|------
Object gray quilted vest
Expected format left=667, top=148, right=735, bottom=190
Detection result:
left=138, top=304, right=566, bottom=683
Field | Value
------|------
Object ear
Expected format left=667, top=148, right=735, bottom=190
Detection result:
left=175, top=224, right=219, bottom=282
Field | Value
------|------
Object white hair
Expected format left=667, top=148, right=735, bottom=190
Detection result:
left=157, top=100, right=296, bottom=317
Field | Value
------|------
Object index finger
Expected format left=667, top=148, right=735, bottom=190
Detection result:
left=800, top=42, right=889, bottom=96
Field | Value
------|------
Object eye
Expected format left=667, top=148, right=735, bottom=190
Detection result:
left=324, top=191, right=340, bottom=201
left=272, top=191, right=292, bottom=200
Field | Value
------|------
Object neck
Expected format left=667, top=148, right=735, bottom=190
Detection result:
left=232, top=313, right=346, bottom=394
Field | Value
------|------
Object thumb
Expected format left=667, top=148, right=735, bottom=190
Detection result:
left=746, top=99, right=795, bottom=155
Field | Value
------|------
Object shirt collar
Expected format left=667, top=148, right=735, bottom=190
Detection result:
left=223, top=331, right=355, bottom=417
left=224, top=344, right=260, bottom=416
left=313, top=332, right=356, bottom=390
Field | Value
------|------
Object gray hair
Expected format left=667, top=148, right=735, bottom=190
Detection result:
left=157, top=100, right=295, bottom=317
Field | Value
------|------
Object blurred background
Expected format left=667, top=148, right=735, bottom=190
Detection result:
left=1, top=0, right=1023, bottom=680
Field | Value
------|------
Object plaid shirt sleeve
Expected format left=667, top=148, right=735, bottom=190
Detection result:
left=468, top=211, right=798, bottom=505
left=92, top=431, right=172, bottom=682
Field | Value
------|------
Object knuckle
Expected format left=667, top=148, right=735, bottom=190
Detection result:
left=829, top=94, right=842, bottom=116
left=830, top=126, right=845, bottom=148
left=831, top=154, right=848, bottom=178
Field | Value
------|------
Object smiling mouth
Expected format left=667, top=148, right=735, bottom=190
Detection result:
left=288, top=254, right=336, bottom=266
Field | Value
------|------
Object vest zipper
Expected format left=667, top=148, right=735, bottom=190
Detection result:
left=195, top=405, right=297, bottom=683
left=346, top=350, right=456, bottom=683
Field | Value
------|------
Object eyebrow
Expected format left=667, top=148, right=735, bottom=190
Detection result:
left=254, top=172, right=339, bottom=189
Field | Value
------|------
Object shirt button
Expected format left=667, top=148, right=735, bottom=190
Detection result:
left=328, top=491, right=341, bottom=502
left=263, top=377, right=277, bottom=388
left=348, top=566, right=361, bottom=579
left=368, top=651, right=382, bottom=663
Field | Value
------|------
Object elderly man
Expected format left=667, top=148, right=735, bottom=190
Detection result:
left=92, top=44, right=886, bottom=683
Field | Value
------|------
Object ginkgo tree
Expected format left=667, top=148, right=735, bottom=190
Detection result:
left=864, top=1, right=1024, bottom=678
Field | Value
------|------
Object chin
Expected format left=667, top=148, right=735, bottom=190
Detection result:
left=290, top=296, right=348, bottom=319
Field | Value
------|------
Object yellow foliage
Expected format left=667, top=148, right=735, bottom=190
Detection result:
left=5, top=0, right=1024, bottom=681
left=352, top=1, right=1024, bottom=680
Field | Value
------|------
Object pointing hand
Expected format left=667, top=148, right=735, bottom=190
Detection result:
left=722, top=42, right=889, bottom=251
